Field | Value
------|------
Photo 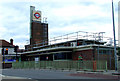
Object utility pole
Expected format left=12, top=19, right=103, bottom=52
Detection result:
left=112, top=0, right=117, bottom=71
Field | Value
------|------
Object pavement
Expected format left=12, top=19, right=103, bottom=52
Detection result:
left=76, top=70, right=120, bottom=75
left=71, top=70, right=120, bottom=79
left=0, top=74, right=28, bottom=79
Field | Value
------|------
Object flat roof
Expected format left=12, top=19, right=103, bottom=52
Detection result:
left=21, top=44, right=114, bottom=55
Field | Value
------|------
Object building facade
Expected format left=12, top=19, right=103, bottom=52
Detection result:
left=21, top=34, right=115, bottom=70
left=0, top=39, right=20, bottom=63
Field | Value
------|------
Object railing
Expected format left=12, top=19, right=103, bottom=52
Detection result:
left=26, top=31, right=112, bottom=51
left=12, top=60, right=107, bottom=71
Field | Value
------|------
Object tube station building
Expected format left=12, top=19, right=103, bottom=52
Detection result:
left=19, top=6, right=119, bottom=70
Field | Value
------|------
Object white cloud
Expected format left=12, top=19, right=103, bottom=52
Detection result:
left=0, top=0, right=119, bottom=48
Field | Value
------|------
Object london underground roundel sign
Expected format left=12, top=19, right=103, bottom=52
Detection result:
left=34, top=12, right=40, bottom=19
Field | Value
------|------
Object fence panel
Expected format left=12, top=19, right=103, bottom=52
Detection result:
left=23, top=61, right=29, bottom=69
left=12, top=60, right=107, bottom=71
left=118, top=61, right=120, bottom=72
left=29, top=61, right=35, bottom=69
left=83, top=61, right=93, bottom=70
left=97, top=60, right=107, bottom=70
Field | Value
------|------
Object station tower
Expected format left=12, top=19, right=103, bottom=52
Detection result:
left=30, top=6, right=48, bottom=45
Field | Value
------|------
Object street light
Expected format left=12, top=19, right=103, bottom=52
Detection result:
left=112, top=0, right=117, bottom=71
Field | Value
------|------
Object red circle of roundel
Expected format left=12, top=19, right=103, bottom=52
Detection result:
left=34, top=12, right=40, bottom=19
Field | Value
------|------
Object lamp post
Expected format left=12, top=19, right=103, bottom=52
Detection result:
left=112, top=0, right=117, bottom=71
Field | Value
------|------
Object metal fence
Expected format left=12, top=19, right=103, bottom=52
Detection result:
left=12, top=60, right=107, bottom=71
left=118, top=61, right=120, bottom=72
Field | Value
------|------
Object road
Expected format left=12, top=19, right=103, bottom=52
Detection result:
left=2, top=69, right=94, bottom=79
left=1, top=69, right=120, bottom=81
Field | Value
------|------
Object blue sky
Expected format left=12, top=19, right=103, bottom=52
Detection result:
left=0, top=0, right=119, bottom=48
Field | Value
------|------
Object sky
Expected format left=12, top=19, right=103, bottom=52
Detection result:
left=0, top=0, right=119, bottom=49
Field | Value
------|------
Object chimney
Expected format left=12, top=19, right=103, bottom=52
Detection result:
left=10, top=39, right=13, bottom=45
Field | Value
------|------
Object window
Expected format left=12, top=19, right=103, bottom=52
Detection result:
left=99, top=50, right=112, bottom=55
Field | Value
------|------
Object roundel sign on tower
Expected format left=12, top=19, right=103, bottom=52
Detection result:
left=34, top=12, right=40, bottom=19
left=32, top=11, right=41, bottom=21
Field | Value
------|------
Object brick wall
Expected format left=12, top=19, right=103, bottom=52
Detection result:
left=30, top=22, right=48, bottom=45
left=72, top=49, right=93, bottom=60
